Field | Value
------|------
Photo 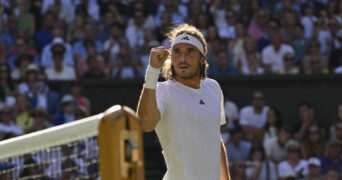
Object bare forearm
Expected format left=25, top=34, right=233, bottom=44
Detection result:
left=220, top=140, right=230, bottom=180
left=137, top=88, right=160, bottom=132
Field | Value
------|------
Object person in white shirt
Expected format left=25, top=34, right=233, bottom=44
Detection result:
left=136, top=23, right=230, bottom=180
left=239, top=91, right=269, bottom=141
left=262, top=29, right=295, bottom=73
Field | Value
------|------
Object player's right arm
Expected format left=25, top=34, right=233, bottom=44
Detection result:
left=137, top=46, right=169, bottom=132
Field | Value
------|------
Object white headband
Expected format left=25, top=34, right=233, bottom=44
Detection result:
left=171, top=33, right=204, bottom=55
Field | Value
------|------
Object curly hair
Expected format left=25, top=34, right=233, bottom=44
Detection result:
left=161, top=23, right=209, bottom=80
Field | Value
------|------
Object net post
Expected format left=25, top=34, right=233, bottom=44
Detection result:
left=98, top=105, right=145, bottom=180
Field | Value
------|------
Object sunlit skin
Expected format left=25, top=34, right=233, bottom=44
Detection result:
left=171, top=43, right=203, bottom=89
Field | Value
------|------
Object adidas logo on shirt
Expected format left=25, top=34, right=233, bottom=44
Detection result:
left=181, top=36, right=189, bottom=40
left=199, top=99, right=205, bottom=105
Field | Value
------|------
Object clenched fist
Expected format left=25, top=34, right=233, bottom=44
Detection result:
left=149, top=46, right=170, bottom=69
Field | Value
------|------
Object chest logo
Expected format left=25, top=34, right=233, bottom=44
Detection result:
left=199, top=99, right=205, bottom=105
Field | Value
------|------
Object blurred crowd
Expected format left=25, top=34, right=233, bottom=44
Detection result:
left=223, top=91, right=342, bottom=180
left=0, top=0, right=341, bottom=179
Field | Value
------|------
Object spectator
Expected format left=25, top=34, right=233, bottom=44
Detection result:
left=73, top=23, right=104, bottom=59
left=45, top=0, right=73, bottom=25
left=277, top=52, right=300, bottom=75
left=226, top=123, right=252, bottom=163
left=15, top=0, right=36, bottom=45
left=301, top=3, right=317, bottom=40
left=330, top=104, right=342, bottom=139
left=277, top=140, right=308, bottom=179
left=257, top=106, right=283, bottom=147
left=320, top=138, right=342, bottom=174
left=323, top=168, right=339, bottom=180
left=69, top=79, right=90, bottom=115
left=265, top=125, right=296, bottom=164
left=125, top=10, right=148, bottom=52
left=103, top=22, right=127, bottom=67
left=256, top=18, right=280, bottom=53
left=328, top=28, right=342, bottom=71
left=53, top=94, right=75, bottom=126
left=0, top=105, right=23, bottom=141
left=261, top=29, right=295, bottom=73
left=18, top=63, right=39, bottom=95
left=291, top=23, right=308, bottom=65
left=110, top=44, right=143, bottom=79
left=10, top=53, right=33, bottom=81
left=293, top=101, right=315, bottom=141
left=45, top=43, right=77, bottom=80
left=208, top=50, right=238, bottom=77
left=6, top=36, right=40, bottom=70
left=66, top=14, right=86, bottom=43
left=81, top=55, right=106, bottom=79
left=27, top=106, right=52, bottom=133
left=229, top=160, right=248, bottom=180
left=218, top=9, right=238, bottom=40
left=14, top=94, right=34, bottom=133
left=303, top=157, right=323, bottom=180
left=280, top=11, right=298, bottom=44
left=247, top=8, right=270, bottom=40
left=33, top=11, right=58, bottom=53
left=0, top=64, right=17, bottom=100
left=41, top=30, right=74, bottom=68
left=1, top=16, right=17, bottom=53
left=300, top=123, right=326, bottom=159
left=237, top=36, right=263, bottom=75
left=245, top=143, right=277, bottom=180
left=239, top=91, right=269, bottom=141
left=228, top=22, right=247, bottom=63
left=302, top=39, right=329, bottom=74
left=25, top=68, right=60, bottom=116
left=76, top=39, right=107, bottom=78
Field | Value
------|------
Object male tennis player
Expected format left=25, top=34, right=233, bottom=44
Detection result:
left=137, top=23, right=230, bottom=180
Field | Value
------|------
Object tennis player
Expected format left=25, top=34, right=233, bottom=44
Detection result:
left=137, top=23, right=230, bottom=180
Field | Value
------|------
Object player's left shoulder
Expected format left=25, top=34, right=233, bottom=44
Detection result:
left=203, top=77, right=221, bottom=87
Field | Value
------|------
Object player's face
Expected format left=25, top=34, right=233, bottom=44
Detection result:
left=171, top=43, right=203, bottom=81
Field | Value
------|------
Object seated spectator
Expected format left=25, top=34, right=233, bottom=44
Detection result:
left=226, top=123, right=252, bottom=163
left=303, top=157, right=323, bottom=180
left=302, top=39, right=329, bottom=74
left=0, top=105, right=23, bottom=141
left=10, top=53, right=33, bottom=81
left=256, top=106, right=283, bottom=147
left=73, top=23, right=104, bottom=59
left=261, top=29, right=295, bottom=73
left=53, top=94, right=75, bottom=126
left=14, top=94, right=34, bottom=133
left=76, top=39, right=107, bottom=78
left=41, top=35, right=74, bottom=68
left=277, top=140, right=308, bottom=179
left=310, top=56, right=329, bottom=74
left=277, top=52, right=300, bottom=75
left=110, top=44, right=143, bottom=79
left=27, top=106, right=52, bottom=133
left=247, top=8, right=269, bottom=40
left=45, top=43, right=76, bottom=80
left=33, top=11, right=58, bottom=53
left=208, top=50, right=238, bottom=77
left=293, top=101, right=316, bottom=141
left=69, top=79, right=90, bottom=115
left=81, top=55, right=106, bottom=79
left=18, top=63, right=39, bottom=95
left=245, top=143, right=277, bottom=180
left=25, top=69, right=60, bottom=116
left=329, top=104, right=342, bottom=139
left=320, top=138, right=342, bottom=174
left=323, top=167, right=339, bottom=180
left=6, top=36, right=40, bottom=70
left=229, top=160, right=248, bottom=180
left=239, top=91, right=269, bottom=141
left=240, top=53, right=264, bottom=75
left=300, top=123, right=326, bottom=159
left=291, top=23, right=307, bottom=65
left=265, top=125, right=296, bottom=164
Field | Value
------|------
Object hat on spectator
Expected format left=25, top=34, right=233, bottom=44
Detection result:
left=25, top=63, right=39, bottom=74
left=227, top=123, right=242, bottom=134
left=307, top=157, right=321, bottom=167
left=285, top=140, right=300, bottom=151
left=52, top=37, right=64, bottom=45
left=60, top=94, right=74, bottom=105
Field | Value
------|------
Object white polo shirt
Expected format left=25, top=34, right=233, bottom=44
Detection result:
left=262, top=44, right=294, bottom=72
left=155, top=78, right=225, bottom=180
